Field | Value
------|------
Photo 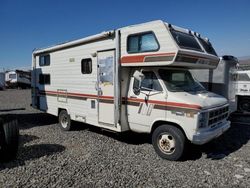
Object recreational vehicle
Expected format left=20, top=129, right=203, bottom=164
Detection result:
left=191, top=56, right=238, bottom=113
left=32, top=20, right=230, bottom=160
left=233, top=69, right=250, bottom=113
left=5, top=70, right=31, bottom=89
left=0, top=72, right=5, bottom=90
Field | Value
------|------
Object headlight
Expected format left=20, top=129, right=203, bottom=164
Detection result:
left=198, top=112, right=208, bottom=128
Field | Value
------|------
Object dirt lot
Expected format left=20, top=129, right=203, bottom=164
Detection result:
left=0, top=89, right=250, bottom=187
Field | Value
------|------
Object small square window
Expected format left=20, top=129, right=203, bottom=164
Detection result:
left=39, top=74, right=50, bottom=85
left=39, top=55, right=50, bottom=66
left=81, top=58, right=92, bottom=74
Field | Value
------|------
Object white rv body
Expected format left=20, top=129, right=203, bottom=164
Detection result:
left=32, top=20, right=230, bottom=160
left=191, top=56, right=238, bottom=113
left=0, top=72, right=5, bottom=90
left=5, top=70, right=31, bottom=89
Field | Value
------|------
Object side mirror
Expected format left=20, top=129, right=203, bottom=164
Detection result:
left=133, top=70, right=145, bottom=95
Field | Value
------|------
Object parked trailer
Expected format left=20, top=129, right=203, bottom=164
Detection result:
left=5, top=70, right=31, bottom=89
left=0, top=72, right=5, bottom=90
left=233, top=69, right=250, bottom=113
left=191, top=56, right=238, bottom=113
left=32, top=20, right=230, bottom=160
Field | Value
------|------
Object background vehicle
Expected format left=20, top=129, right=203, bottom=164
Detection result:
left=5, top=70, right=31, bottom=89
left=0, top=72, right=5, bottom=90
left=32, top=20, right=230, bottom=160
left=233, top=69, right=250, bottom=113
left=191, top=56, right=238, bottom=113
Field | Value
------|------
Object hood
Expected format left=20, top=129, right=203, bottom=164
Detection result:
left=168, top=91, right=228, bottom=110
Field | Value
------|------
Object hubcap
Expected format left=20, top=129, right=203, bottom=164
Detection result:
left=158, top=133, right=176, bottom=154
left=60, top=114, right=68, bottom=128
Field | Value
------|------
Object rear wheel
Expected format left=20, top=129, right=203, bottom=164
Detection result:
left=152, top=124, right=186, bottom=161
left=58, top=110, right=72, bottom=131
left=0, top=118, right=19, bottom=161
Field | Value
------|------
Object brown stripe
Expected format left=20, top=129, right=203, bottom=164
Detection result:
left=124, top=101, right=140, bottom=107
left=38, top=90, right=200, bottom=112
left=144, top=55, right=174, bottom=62
left=69, top=96, right=87, bottom=101
left=176, top=54, right=219, bottom=66
left=99, top=98, right=114, bottom=104
left=121, top=52, right=176, bottom=64
left=154, top=105, right=198, bottom=114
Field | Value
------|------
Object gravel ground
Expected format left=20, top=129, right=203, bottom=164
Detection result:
left=0, top=89, right=250, bottom=187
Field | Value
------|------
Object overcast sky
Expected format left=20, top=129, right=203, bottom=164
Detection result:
left=0, top=0, right=250, bottom=70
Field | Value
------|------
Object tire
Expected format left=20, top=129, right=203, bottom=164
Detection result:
left=152, top=124, right=186, bottom=161
left=58, top=110, right=72, bottom=131
left=0, top=119, right=19, bottom=161
left=238, top=98, right=250, bottom=113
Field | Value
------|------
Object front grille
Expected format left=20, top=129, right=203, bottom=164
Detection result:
left=208, top=106, right=229, bottom=126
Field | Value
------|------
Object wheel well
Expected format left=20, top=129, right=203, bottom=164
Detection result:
left=151, top=121, right=187, bottom=139
left=58, top=108, right=67, bottom=116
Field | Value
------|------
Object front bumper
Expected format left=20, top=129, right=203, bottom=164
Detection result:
left=192, top=120, right=230, bottom=145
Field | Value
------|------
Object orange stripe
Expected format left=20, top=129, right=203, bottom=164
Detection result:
left=39, top=90, right=201, bottom=110
left=121, top=52, right=176, bottom=64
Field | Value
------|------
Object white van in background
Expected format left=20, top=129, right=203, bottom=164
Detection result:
left=5, top=70, right=31, bottom=89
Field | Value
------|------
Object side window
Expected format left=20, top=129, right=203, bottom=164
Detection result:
left=39, top=74, right=50, bottom=85
left=81, top=58, right=92, bottom=74
left=127, top=32, right=159, bottom=53
left=133, top=71, right=162, bottom=93
left=39, top=55, right=50, bottom=66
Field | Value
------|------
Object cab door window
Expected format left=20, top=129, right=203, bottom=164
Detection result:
left=133, top=71, right=162, bottom=93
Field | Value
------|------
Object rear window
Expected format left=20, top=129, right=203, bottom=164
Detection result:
left=170, top=30, right=202, bottom=51
left=198, top=38, right=217, bottom=56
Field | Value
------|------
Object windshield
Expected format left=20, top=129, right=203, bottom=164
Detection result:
left=159, top=69, right=205, bottom=92
left=170, top=29, right=203, bottom=52
left=198, top=37, right=217, bottom=56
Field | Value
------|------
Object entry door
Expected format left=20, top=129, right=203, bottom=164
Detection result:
left=97, top=50, right=115, bottom=125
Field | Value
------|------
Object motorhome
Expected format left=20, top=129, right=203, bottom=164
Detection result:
left=32, top=20, right=230, bottom=160
left=191, top=56, right=238, bottom=113
left=0, top=72, right=5, bottom=90
left=5, top=70, right=31, bottom=89
left=233, top=68, right=250, bottom=113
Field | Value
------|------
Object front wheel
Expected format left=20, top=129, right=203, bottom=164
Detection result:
left=152, top=124, right=186, bottom=161
left=58, top=110, right=72, bottom=131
